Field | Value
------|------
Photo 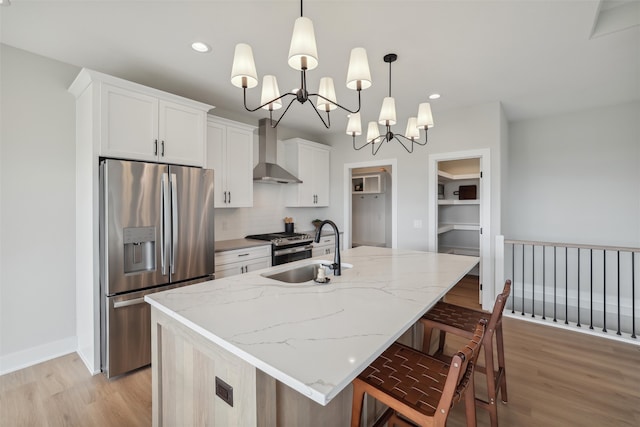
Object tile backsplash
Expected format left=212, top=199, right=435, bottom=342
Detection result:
left=214, top=183, right=329, bottom=241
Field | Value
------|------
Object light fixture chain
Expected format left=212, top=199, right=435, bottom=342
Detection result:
left=389, top=59, right=392, bottom=97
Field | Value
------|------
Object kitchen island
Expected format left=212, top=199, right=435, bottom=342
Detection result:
left=145, top=246, right=478, bottom=426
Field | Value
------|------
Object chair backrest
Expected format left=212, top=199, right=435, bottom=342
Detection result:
left=486, top=279, right=512, bottom=332
left=434, top=319, right=487, bottom=425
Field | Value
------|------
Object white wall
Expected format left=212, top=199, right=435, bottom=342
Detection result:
left=325, top=102, right=504, bottom=251
left=322, top=103, right=504, bottom=308
left=506, top=101, right=640, bottom=247
left=0, top=44, right=80, bottom=373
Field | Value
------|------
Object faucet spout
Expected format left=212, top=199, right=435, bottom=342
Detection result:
left=314, top=220, right=341, bottom=276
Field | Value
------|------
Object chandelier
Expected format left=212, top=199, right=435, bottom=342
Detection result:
left=230, top=0, right=372, bottom=128
left=346, top=54, right=434, bottom=155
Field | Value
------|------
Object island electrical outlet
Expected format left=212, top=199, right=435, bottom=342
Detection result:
left=215, top=376, right=234, bottom=407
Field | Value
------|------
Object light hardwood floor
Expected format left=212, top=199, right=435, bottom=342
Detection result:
left=0, top=354, right=151, bottom=426
left=1, top=277, right=639, bottom=426
left=443, top=277, right=640, bottom=427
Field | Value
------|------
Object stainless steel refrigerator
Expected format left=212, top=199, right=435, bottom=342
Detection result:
left=99, top=159, right=214, bottom=378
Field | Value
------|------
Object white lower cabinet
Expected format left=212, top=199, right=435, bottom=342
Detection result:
left=215, top=245, right=271, bottom=279
left=312, top=235, right=336, bottom=257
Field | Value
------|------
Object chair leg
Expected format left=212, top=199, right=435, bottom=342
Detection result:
left=464, top=374, right=477, bottom=427
left=351, top=380, right=366, bottom=427
left=482, top=332, right=499, bottom=427
left=422, top=324, right=434, bottom=353
left=495, top=322, right=508, bottom=404
left=437, top=330, right=446, bottom=355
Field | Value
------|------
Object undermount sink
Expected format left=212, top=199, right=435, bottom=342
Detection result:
left=262, top=261, right=353, bottom=284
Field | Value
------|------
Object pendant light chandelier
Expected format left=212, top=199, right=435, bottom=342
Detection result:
left=347, top=54, right=434, bottom=156
left=230, top=0, right=372, bottom=128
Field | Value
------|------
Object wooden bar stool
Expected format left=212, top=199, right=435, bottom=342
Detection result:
left=420, top=280, right=511, bottom=427
left=351, top=320, right=486, bottom=427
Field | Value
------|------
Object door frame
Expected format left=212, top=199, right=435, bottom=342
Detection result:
left=427, top=149, right=493, bottom=309
left=343, top=158, right=398, bottom=250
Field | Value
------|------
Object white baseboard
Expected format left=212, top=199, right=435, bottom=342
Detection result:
left=76, top=346, right=100, bottom=375
left=0, top=336, right=77, bottom=375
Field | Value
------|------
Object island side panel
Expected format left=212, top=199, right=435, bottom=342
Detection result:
left=274, top=381, right=353, bottom=426
left=150, top=307, right=262, bottom=426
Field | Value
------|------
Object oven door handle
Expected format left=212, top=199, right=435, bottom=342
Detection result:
left=274, top=245, right=313, bottom=256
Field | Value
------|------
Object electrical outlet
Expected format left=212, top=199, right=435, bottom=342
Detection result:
left=215, top=376, right=234, bottom=407
left=413, top=219, right=423, bottom=229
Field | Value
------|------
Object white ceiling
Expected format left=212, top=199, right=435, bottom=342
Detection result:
left=1, top=0, right=638, bottom=139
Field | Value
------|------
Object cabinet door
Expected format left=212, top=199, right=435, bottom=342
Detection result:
left=100, top=83, right=159, bottom=161
left=206, top=122, right=227, bottom=208
left=312, top=245, right=333, bottom=257
left=244, top=258, right=271, bottom=273
left=284, top=139, right=331, bottom=207
left=296, top=144, right=316, bottom=207
left=313, top=147, right=330, bottom=206
left=215, top=262, right=244, bottom=279
left=159, top=101, right=205, bottom=166
left=206, top=121, right=254, bottom=208
left=225, top=126, right=254, bottom=207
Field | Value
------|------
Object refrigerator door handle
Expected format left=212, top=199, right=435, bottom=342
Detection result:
left=170, top=173, right=178, bottom=275
left=161, top=173, right=170, bottom=276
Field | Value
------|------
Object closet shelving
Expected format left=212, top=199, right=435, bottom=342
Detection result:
left=437, top=164, right=480, bottom=257
left=352, top=173, right=385, bottom=194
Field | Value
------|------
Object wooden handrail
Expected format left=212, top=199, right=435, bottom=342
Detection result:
left=503, top=239, right=639, bottom=253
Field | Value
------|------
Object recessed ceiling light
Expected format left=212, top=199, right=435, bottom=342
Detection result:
left=429, top=93, right=441, bottom=100
left=191, top=42, right=211, bottom=53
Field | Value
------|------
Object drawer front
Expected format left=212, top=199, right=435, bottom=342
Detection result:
left=215, top=245, right=271, bottom=266
left=314, top=236, right=335, bottom=246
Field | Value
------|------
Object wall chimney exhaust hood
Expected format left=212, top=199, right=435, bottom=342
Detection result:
left=254, top=118, right=302, bottom=184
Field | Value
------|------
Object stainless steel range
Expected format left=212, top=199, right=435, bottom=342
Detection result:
left=246, top=232, right=313, bottom=265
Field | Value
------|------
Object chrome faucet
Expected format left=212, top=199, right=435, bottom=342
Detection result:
left=314, top=220, right=341, bottom=276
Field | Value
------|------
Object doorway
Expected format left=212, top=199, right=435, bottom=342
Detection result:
left=343, top=159, right=398, bottom=250
left=427, top=149, right=492, bottom=308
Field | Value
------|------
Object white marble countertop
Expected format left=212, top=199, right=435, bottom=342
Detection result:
left=145, top=246, right=478, bottom=406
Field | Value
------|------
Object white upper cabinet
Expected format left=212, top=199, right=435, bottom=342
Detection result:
left=100, top=84, right=159, bottom=162
left=70, top=68, right=213, bottom=166
left=283, top=138, right=331, bottom=207
left=206, top=117, right=255, bottom=208
left=157, top=101, right=207, bottom=166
